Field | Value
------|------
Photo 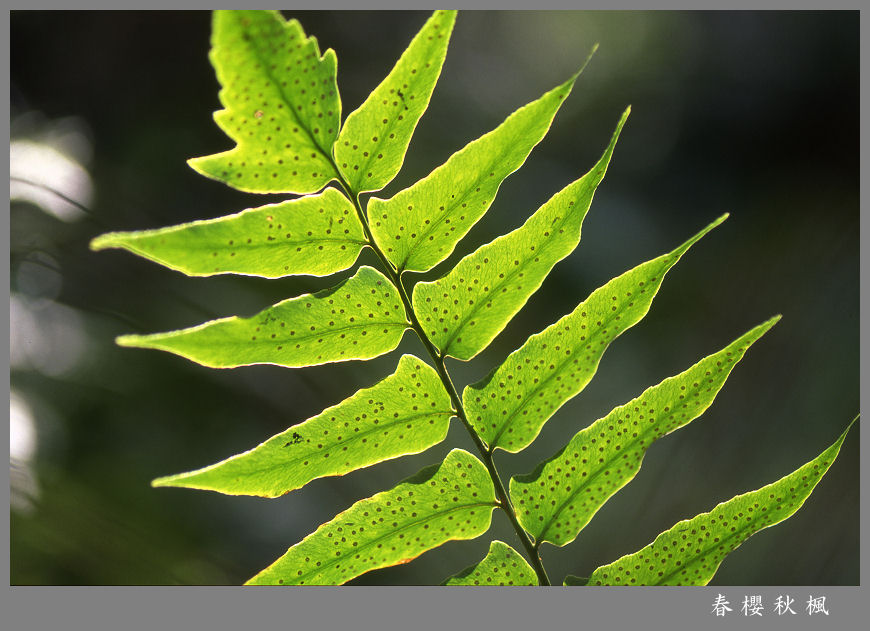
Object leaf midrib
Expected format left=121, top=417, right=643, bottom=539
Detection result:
left=536, top=392, right=718, bottom=543
left=534, top=337, right=760, bottom=543
left=487, top=306, right=621, bottom=449
left=486, top=253, right=676, bottom=449
left=397, top=150, right=504, bottom=270
left=534, top=431, right=646, bottom=544
left=202, top=409, right=455, bottom=490
left=439, top=208, right=579, bottom=356
left=227, top=17, right=336, bottom=165
left=238, top=320, right=410, bottom=346
left=150, top=236, right=369, bottom=255
left=399, top=87, right=569, bottom=270
left=345, top=60, right=430, bottom=184
left=653, top=477, right=821, bottom=585
left=595, top=457, right=827, bottom=585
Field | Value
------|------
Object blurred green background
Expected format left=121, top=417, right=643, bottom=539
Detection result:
left=10, top=10, right=858, bottom=585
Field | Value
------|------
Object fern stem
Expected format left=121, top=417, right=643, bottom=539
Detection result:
left=430, top=352, right=552, bottom=586
left=334, top=177, right=551, bottom=586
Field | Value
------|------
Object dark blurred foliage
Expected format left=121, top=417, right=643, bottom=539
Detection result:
left=9, top=10, right=858, bottom=586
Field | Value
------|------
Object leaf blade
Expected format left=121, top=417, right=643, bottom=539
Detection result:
left=584, top=417, right=858, bottom=586
left=510, top=317, right=780, bottom=547
left=246, top=449, right=498, bottom=585
left=116, top=266, right=409, bottom=368
left=336, top=10, right=457, bottom=195
left=152, top=355, right=454, bottom=497
left=369, top=69, right=584, bottom=273
left=463, top=214, right=729, bottom=453
left=442, top=540, right=537, bottom=586
left=89, top=188, right=366, bottom=278
left=189, top=10, right=341, bottom=194
left=413, top=108, right=630, bottom=360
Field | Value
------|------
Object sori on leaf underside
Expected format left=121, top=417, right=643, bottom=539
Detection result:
left=90, top=9, right=857, bottom=586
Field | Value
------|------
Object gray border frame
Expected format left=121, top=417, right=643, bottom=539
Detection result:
left=4, top=1, right=865, bottom=629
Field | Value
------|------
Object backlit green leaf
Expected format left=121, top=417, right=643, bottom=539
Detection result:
left=246, top=449, right=497, bottom=585
left=511, top=317, right=780, bottom=547
left=116, top=266, right=409, bottom=368
left=152, top=355, right=454, bottom=497
left=584, top=417, right=858, bottom=585
left=188, top=10, right=341, bottom=194
left=442, top=540, right=537, bottom=586
left=413, top=108, right=629, bottom=360
left=464, top=214, right=728, bottom=453
left=89, top=188, right=365, bottom=278
left=336, top=11, right=456, bottom=196
left=369, top=67, right=586, bottom=273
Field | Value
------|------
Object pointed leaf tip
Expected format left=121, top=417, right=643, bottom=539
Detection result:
left=370, top=70, right=581, bottom=273
left=87, top=189, right=366, bottom=278
left=465, top=215, right=728, bottom=453
left=577, top=42, right=600, bottom=77
left=336, top=10, right=457, bottom=195
left=149, top=354, right=454, bottom=497
left=412, top=110, right=629, bottom=360
left=113, top=266, right=408, bottom=368
left=510, top=317, right=780, bottom=547
left=585, top=419, right=857, bottom=585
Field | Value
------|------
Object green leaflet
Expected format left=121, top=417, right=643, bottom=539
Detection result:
left=335, top=11, right=456, bottom=196
left=246, top=449, right=498, bottom=585
left=442, top=540, right=537, bottom=586
left=582, top=417, right=858, bottom=586
left=90, top=10, right=857, bottom=588
left=511, top=317, right=780, bottom=547
left=152, top=355, right=453, bottom=497
left=413, top=108, right=630, bottom=360
left=464, top=214, right=728, bottom=453
left=368, top=69, right=584, bottom=273
left=116, top=266, right=408, bottom=368
left=188, top=10, right=341, bottom=194
left=89, top=188, right=365, bottom=278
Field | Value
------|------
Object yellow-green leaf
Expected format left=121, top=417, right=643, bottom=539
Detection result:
left=442, top=540, right=537, bottom=586
left=152, top=355, right=453, bottom=497
left=116, top=266, right=409, bottom=368
left=246, top=449, right=497, bottom=585
left=584, top=417, right=858, bottom=585
left=336, top=11, right=456, bottom=196
left=189, top=10, right=341, bottom=194
left=89, top=188, right=365, bottom=278
left=463, top=214, right=728, bottom=453
left=412, top=108, right=629, bottom=360
left=369, top=67, right=587, bottom=273
left=511, top=317, right=780, bottom=547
